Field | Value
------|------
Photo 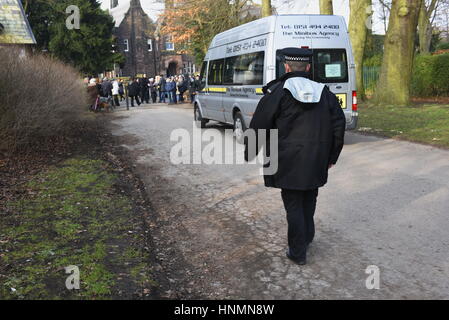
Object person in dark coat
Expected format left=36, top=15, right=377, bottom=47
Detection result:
left=190, top=75, right=201, bottom=104
left=101, top=77, right=112, bottom=98
left=96, top=79, right=104, bottom=98
left=245, top=48, right=346, bottom=265
left=128, top=78, right=141, bottom=107
left=118, top=80, right=125, bottom=101
left=140, top=76, right=150, bottom=104
left=159, top=75, right=166, bottom=103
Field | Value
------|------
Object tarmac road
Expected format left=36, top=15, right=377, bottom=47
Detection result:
left=111, top=104, right=449, bottom=299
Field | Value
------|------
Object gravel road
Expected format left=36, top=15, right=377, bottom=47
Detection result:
left=111, top=104, right=449, bottom=299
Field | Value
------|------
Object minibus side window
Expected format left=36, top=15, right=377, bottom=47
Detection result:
left=199, top=61, right=207, bottom=89
left=208, top=59, right=224, bottom=85
left=224, top=51, right=265, bottom=85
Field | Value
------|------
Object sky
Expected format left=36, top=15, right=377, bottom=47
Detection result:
left=99, top=0, right=385, bottom=34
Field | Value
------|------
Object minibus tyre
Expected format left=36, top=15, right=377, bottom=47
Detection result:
left=233, top=112, right=246, bottom=144
left=194, top=105, right=208, bottom=128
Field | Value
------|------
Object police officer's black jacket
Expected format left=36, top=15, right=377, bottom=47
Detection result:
left=245, top=71, right=346, bottom=190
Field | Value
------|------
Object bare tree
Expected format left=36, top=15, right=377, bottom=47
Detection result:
left=349, top=0, right=372, bottom=100
left=418, top=0, right=440, bottom=53
left=320, top=0, right=333, bottom=14
left=373, top=0, right=423, bottom=105
left=378, top=0, right=392, bottom=33
left=443, top=1, right=449, bottom=40
left=262, top=0, right=272, bottom=17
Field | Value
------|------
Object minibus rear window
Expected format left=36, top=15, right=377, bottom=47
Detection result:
left=276, top=49, right=348, bottom=83
left=313, top=49, right=348, bottom=83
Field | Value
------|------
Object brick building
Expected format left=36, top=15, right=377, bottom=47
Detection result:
left=108, top=0, right=196, bottom=77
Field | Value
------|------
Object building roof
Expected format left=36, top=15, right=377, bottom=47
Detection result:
left=100, top=0, right=164, bottom=27
left=0, top=0, right=36, bottom=44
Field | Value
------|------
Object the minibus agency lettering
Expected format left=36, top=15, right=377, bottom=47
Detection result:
left=226, top=38, right=266, bottom=54
left=228, top=87, right=255, bottom=97
left=281, top=24, right=340, bottom=30
left=281, top=24, right=340, bottom=37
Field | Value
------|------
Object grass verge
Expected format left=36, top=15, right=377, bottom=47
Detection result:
left=0, top=156, right=157, bottom=299
left=357, top=103, right=449, bottom=148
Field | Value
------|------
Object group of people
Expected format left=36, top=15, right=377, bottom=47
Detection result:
left=86, top=74, right=202, bottom=110
left=127, top=74, right=202, bottom=107
left=86, top=77, right=125, bottom=111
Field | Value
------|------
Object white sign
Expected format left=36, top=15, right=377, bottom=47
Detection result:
left=325, top=64, right=342, bottom=78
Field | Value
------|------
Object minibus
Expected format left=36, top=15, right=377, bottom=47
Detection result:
left=194, top=14, right=358, bottom=143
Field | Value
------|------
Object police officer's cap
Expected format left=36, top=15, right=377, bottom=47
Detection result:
left=280, top=47, right=313, bottom=63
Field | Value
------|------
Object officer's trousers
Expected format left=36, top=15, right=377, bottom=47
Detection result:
left=281, top=188, right=319, bottom=260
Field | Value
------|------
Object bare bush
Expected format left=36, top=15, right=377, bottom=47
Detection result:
left=0, top=47, right=88, bottom=152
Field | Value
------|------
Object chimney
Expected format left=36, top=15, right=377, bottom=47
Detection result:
left=130, top=0, right=141, bottom=8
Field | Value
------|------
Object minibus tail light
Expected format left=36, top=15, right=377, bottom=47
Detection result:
left=352, top=91, right=357, bottom=112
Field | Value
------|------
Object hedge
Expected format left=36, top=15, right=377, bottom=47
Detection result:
left=0, top=47, right=87, bottom=152
left=363, top=54, right=383, bottom=67
left=436, top=42, right=449, bottom=50
left=411, top=53, right=449, bottom=97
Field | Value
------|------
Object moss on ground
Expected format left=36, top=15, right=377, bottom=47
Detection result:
left=357, top=103, right=449, bottom=148
left=0, top=158, right=156, bottom=299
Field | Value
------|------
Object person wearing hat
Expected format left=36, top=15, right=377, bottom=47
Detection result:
left=245, top=47, right=346, bottom=265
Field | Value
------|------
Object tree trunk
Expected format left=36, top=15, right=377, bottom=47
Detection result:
left=349, top=0, right=372, bottom=101
left=262, top=0, right=272, bottom=17
left=320, top=0, right=334, bottom=14
left=373, top=0, right=422, bottom=106
left=23, top=0, right=29, bottom=13
left=418, top=0, right=438, bottom=53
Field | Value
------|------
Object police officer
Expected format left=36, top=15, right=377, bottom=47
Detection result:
left=246, top=48, right=346, bottom=265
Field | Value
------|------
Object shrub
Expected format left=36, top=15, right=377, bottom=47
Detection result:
left=411, top=54, right=434, bottom=97
left=363, top=54, right=383, bottom=67
left=436, top=42, right=449, bottom=50
left=0, top=47, right=88, bottom=152
left=411, top=53, right=449, bottom=97
left=432, top=53, right=449, bottom=94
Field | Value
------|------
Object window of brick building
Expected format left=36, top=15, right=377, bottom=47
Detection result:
left=165, top=35, right=174, bottom=51
left=124, top=39, right=129, bottom=52
left=110, top=0, right=118, bottom=9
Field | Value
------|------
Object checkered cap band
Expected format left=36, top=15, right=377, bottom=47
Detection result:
left=284, top=56, right=310, bottom=62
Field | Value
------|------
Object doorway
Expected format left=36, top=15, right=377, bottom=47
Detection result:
left=167, top=61, right=177, bottom=77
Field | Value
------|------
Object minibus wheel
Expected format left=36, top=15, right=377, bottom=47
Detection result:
left=194, top=105, right=208, bottom=128
left=233, top=111, right=246, bottom=144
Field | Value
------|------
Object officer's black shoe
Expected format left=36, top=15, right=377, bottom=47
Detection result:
left=286, top=249, right=306, bottom=265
